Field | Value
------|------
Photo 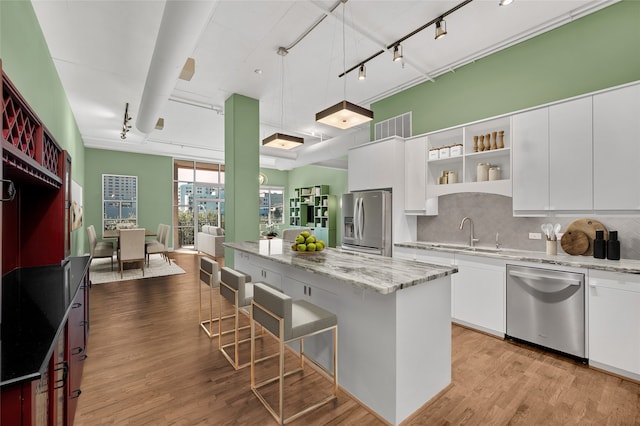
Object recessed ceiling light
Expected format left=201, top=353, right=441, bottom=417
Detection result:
left=499, top=0, right=514, bottom=5
left=254, top=69, right=263, bottom=75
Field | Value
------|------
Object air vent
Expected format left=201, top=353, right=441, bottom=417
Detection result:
left=374, top=112, right=412, bottom=140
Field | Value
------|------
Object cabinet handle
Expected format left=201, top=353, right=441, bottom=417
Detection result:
left=53, top=361, right=68, bottom=389
left=308, top=287, right=312, bottom=297
left=70, top=389, right=82, bottom=399
left=71, top=346, right=84, bottom=355
left=80, top=354, right=88, bottom=361
left=72, top=302, right=82, bottom=309
left=80, top=320, right=89, bottom=326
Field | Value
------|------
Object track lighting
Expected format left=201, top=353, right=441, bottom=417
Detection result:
left=358, top=64, right=366, bottom=80
left=499, top=0, right=513, bottom=5
left=393, top=44, right=403, bottom=62
left=435, top=19, right=447, bottom=40
left=120, top=102, right=132, bottom=140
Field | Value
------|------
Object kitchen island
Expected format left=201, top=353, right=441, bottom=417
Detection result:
left=225, top=240, right=457, bottom=425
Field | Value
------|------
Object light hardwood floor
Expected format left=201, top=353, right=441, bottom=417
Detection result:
left=75, top=251, right=639, bottom=425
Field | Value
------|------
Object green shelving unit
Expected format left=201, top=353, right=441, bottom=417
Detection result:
left=288, top=185, right=336, bottom=247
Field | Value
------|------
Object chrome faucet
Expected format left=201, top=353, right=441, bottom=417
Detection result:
left=459, top=217, right=479, bottom=247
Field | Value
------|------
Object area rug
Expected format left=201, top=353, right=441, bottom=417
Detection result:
left=90, top=256, right=186, bottom=284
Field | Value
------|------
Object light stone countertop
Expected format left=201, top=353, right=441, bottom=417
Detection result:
left=224, top=240, right=458, bottom=295
left=395, top=241, right=640, bottom=274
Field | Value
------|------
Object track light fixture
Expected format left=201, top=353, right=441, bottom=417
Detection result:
left=338, top=0, right=473, bottom=78
left=393, top=44, right=403, bottom=62
left=358, top=64, right=366, bottom=80
left=121, top=102, right=132, bottom=140
left=435, top=18, right=447, bottom=40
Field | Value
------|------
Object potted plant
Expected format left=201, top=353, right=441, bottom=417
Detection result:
left=265, top=223, right=278, bottom=239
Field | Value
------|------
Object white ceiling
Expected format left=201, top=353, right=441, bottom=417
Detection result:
left=31, top=0, right=616, bottom=170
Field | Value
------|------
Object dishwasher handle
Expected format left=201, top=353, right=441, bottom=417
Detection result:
left=508, top=269, right=582, bottom=286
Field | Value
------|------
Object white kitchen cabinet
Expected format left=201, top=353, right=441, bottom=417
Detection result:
left=549, top=97, right=593, bottom=211
left=348, top=137, right=403, bottom=192
left=512, top=107, right=549, bottom=213
left=593, top=84, right=640, bottom=211
left=404, top=136, right=427, bottom=212
left=588, top=270, right=640, bottom=379
left=451, top=254, right=505, bottom=336
left=234, top=252, right=282, bottom=290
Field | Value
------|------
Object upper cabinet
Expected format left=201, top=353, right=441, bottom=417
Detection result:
left=513, top=97, right=593, bottom=214
left=404, top=136, right=432, bottom=214
left=513, top=82, right=640, bottom=215
left=512, top=108, right=549, bottom=212
left=549, top=97, right=593, bottom=211
left=593, top=84, right=640, bottom=211
left=2, top=69, right=71, bottom=272
left=348, top=137, right=403, bottom=192
left=426, top=116, right=511, bottom=198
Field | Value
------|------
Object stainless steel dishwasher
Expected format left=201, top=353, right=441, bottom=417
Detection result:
left=506, top=264, right=585, bottom=360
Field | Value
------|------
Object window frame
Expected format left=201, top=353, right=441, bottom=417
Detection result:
left=102, top=174, right=138, bottom=232
left=260, top=185, right=285, bottom=225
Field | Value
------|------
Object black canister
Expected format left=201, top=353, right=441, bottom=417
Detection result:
left=607, top=230, right=620, bottom=260
left=593, top=230, right=606, bottom=259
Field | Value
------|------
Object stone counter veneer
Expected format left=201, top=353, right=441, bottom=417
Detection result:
left=224, top=240, right=457, bottom=294
left=396, top=241, right=640, bottom=274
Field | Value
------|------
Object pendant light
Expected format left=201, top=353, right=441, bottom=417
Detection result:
left=315, top=1, right=373, bottom=130
left=262, top=47, right=304, bottom=149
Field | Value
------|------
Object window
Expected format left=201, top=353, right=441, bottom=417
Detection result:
left=260, top=186, right=284, bottom=225
left=174, top=160, right=225, bottom=248
left=102, top=174, right=138, bottom=232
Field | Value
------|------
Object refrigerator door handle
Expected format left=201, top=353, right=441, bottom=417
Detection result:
left=353, top=197, right=359, bottom=241
left=359, top=197, right=365, bottom=240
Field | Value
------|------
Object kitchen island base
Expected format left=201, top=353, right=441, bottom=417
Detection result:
left=232, top=245, right=452, bottom=425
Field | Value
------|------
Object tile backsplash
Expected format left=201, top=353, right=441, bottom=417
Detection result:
left=416, top=193, right=640, bottom=260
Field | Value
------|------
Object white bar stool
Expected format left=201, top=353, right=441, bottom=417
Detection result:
left=197, top=257, right=235, bottom=339
left=219, top=266, right=255, bottom=369
left=250, top=282, right=338, bottom=425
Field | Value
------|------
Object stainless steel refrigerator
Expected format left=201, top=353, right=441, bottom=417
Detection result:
left=341, top=190, right=392, bottom=256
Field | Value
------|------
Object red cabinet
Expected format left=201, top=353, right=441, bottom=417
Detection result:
left=1, top=59, right=86, bottom=426
left=1, top=269, right=90, bottom=426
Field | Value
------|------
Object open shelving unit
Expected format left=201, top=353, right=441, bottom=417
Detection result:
left=426, top=116, right=511, bottom=197
left=288, top=184, right=336, bottom=247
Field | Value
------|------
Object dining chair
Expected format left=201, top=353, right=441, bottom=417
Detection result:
left=145, top=224, right=167, bottom=265
left=160, top=224, right=171, bottom=263
left=87, top=225, right=114, bottom=270
left=118, top=228, right=146, bottom=278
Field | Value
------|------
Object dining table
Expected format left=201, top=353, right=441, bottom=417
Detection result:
left=103, top=228, right=157, bottom=249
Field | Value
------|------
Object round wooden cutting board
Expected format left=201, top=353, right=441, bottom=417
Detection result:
left=560, top=230, right=589, bottom=255
left=564, top=218, right=608, bottom=256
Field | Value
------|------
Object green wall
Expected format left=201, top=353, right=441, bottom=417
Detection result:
left=84, top=148, right=173, bottom=249
left=372, top=1, right=640, bottom=136
left=1, top=0, right=87, bottom=255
